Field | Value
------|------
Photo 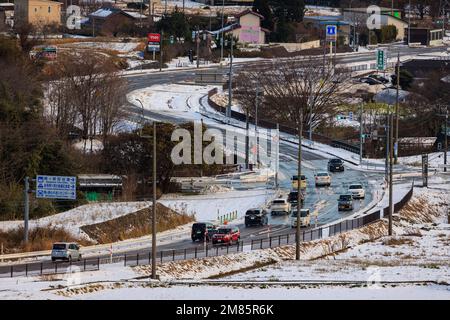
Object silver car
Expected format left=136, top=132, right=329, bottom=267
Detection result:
left=51, top=242, right=82, bottom=262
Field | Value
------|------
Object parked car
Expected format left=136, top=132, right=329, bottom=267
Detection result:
left=212, top=226, right=240, bottom=245
left=191, top=222, right=216, bottom=242
left=368, top=74, right=390, bottom=84
left=338, top=194, right=354, bottom=211
left=290, top=208, right=311, bottom=228
left=287, top=190, right=304, bottom=207
left=328, top=158, right=345, bottom=172
left=359, top=77, right=382, bottom=85
left=51, top=242, right=82, bottom=262
left=270, top=198, right=291, bottom=216
left=348, top=183, right=365, bottom=199
left=315, top=172, right=331, bottom=187
left=291, top=175, right=307, bottom=190
left=245, top=208, right=268, bottom=227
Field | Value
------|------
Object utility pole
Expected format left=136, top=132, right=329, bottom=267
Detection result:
left=245, top=107, right=249, bottom=169
left=151, top=121, right=157, bottom=280
left=196, top=26, right=200, bottom=68
left=24, top=176, right=30, bottom=244
left=394, top=53, right=400, bottom=164
left=408, top=0, right=411, bottom=45
left=359, top=103, right=363, bottom=163
left=159, top=29, right=164, bottom=72
left=296, top=114, right=303, bottom=261
left=446, top=107, right=448, bottom=172
left=388, top=108, right=394, bottom=236
left=255, top=87, right=261, bottom=167
left=275, top=123, right=279, bottom=188
left=220, top=0, right=225, bottom=62
left=226, top=37, right=233, bottom=118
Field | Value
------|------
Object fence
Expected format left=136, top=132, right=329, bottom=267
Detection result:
left=207, top=88, right=360, bottom=155
left=0, top=183, right=414, bottom=278
left=0, top=257, right=100, bottom=279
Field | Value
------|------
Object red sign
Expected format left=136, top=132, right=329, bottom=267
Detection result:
left=147, top=33, right=161, bottom=43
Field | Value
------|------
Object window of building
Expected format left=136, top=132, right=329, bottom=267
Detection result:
left=48, top=7, right=51, bottom=13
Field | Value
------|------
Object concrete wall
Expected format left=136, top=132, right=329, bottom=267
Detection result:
left=270, top=40, right=321, bottom=52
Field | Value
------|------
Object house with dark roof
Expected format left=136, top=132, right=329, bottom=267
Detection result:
left=85, top=8, right=146, bottom=36
left=211, top=9, right=269, bottom=45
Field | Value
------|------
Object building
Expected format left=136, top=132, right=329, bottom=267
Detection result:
left=211, top=9, right=269, bottom=45
left=303, top=15, right=352, bottom=45
left=78, top=174, right=123, bottom=202
left=343, top=7, right=408, bottom=41
left=14, top=0, right=61, bottom=26
left=406, top=28, right=444, bottom=46
left=85, top=8, right=145, bottom=36
left=0, top=3, right=14, bottom=31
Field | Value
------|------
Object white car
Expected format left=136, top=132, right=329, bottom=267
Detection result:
left=270, top=198, right=291, bottom=216
left=315, top=172, right=331, bottom=187
left=348, top=184, right=365, bottom=199
left=51, top=242, right=82, bottom=262
left=290, top=208, right=311, bottom=228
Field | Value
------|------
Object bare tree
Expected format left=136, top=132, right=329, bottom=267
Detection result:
left=235, top=57, right=350, bottom=260
left=46, top=52, right=127, bottom=151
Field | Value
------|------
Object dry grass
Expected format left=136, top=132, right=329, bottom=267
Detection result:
left=207, top=259, right=277, bottom=279
left=80, top=203, right=194, bottom=243
left=0, top=226, right=91, bottom=253
left=382, top=237, right=415, bottom=246
left=399, top=197, right=441, bottom=224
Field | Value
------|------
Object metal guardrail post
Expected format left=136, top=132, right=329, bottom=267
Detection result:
left=160, top=251, right=163, bottom=263
left=124, top=254, right=127, bottom=266
left=84, top=259, right=86, bottom=271
left=184, top=248, right=187, bottom=260
left=137, top=253, right=139, bottom=266
left=172, top=250, right=175, bottom=261
left=97, top=257, right=100, bottom=270
left=260, top=239, right=263, bottom=249
left=278, top=235, right=281, bottom=245
left=195, top=247, right=197, bottom=258
left=40, top=263, right=43, bottom=275
left=55, top=263, right=57, bottom=274
left=25, top=264, right=28, bottom=277
left=10, top=265, right=13, bottom=278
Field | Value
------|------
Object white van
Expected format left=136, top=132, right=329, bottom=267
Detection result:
left=51, top=242, right=82, bottom=262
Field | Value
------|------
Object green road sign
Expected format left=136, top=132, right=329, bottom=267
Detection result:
left=376, top=49, right=387, bottom=71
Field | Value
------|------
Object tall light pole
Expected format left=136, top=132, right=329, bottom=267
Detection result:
left=226, top=36, right=233, bottom=118
left=359, top=103, right=364, bottom=163
left=388, top=105, right=394, bottom=236
left=408, top=0, right=411, bottom=45
left=296, top=113, right=303, bottom=261
left=135, top=98, right=157, bottom=279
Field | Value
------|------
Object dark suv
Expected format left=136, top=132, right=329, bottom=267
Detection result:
left=245, top=209, right=268, bottom=227
left=338, top=194, right=354, bottom=211
left=328, top=158, right=344, bottom=172
left=191, top=222, right=216, bottom=242
left=288, top=190, right=304, bottom=207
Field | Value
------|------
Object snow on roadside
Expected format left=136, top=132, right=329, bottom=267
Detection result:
left=160, top=189, right=275, bottom=221
left=127, top=84, right=218, bottom=113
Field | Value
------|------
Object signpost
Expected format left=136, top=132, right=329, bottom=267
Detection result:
left=422, top=154, right=428, bottom=187
left=23, top=175, right=77, bottom=243
left=376, top=49, right=387, bottom=71
left=326, top=25, right=337, bottom=60
left=147, top=33, right=161, bottom=60
left=36, top=175, right=77, bottom=200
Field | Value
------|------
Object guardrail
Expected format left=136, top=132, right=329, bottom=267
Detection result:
left=207, top=88, right=360, bottom=155
left=0, top=181, right=413, bottom=278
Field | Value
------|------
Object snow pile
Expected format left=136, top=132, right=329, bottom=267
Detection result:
left=0, top=202, right=150, bottom=238
left=61, top=41, right=140, bottom=53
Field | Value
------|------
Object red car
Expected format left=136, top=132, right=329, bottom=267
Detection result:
left=212, top=226, right=240, bottom=245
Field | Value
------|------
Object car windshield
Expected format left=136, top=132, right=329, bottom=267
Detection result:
left=217, top=228, right=231, bottom=234
left=246, top=210, right=260, bottom=215
left=291, top=211, right=309, bottom=217
left=339, top=195, right=352, bottom=201
left=192, top=223, right=206, bottom=232
left=349, top=185, right=363, bottom=189
left=272, top=200, right=285, bottom=204
left=52, top=243, right=66, bottom=250
left=317, top=173, right=328, bottom=177
left=329, top=159, right=342, bottom=164
left=292, top=175, right=306, bottom=180
left=288, top=192, right=298, bottom=200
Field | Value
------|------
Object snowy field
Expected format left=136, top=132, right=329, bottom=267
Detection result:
left=1, top=184, right=447, bottom=300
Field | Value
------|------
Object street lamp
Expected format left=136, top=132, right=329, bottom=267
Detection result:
left=135, top=98, right=158, bottom=280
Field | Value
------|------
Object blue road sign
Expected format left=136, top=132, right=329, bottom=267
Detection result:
left=36, top=175, right=76, bottom=200
left=348, top=111, right=354, bottom=121
left=326, top=25, right=337, bottom=36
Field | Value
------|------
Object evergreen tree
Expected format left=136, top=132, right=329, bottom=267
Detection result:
left=253, top=0, right=274, bottom=30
